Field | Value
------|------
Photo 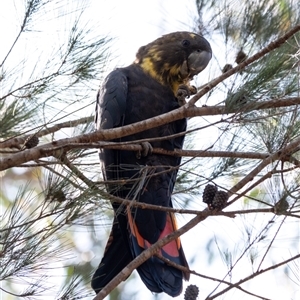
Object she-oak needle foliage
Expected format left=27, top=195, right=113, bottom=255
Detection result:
left=0, top=0, right=300, bottom=299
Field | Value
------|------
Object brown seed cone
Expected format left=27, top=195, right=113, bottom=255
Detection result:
left=202, top=184, right=218, bottom=205
left=51, top=189, right=66, bottom=202
left=24, top=135, right=39, bottom=149
left=222, top=64, right=233, bottom=73
left=184, top=284, right=199, bottom=300
left=210, top=190, right=229, bottom=210
left=235, top=50, right=247, bottom=64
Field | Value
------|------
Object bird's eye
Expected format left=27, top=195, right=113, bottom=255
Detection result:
left=182, top=39, right=190, bottom=47
left=196, top=49, right=202, bottom=52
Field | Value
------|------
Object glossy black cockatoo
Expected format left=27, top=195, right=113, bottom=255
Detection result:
left=92, top=31, right=212, bottom=297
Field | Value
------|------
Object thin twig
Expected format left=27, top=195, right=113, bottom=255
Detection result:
left=0, top=116, right=92, bottom=149
left=228, top=135, right=300, bottom=198
left=206, top=253, right=300, bottom=299
left=256, top=214, right=287, bottom=271
left=156, top=254, right=271, bottom=300
left=189, top=24, right=300, bottom=105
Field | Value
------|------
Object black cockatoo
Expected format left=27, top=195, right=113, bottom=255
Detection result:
left=92, top=31, right=212, bottom=297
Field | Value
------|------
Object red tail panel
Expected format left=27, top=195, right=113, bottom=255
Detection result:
left=126, top=207, right=182, bottom=257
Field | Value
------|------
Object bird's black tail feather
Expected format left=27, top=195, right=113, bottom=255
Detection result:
left=137, top=256, right=184, bottom=296
left=91, top=217, right=132, bottom=293
left=92, top=210, right=189, bottom=297
left=127, top=207, right=189, bottom=297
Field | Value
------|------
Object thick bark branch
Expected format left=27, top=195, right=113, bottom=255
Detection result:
left=1, top=97, right=300, bottom=171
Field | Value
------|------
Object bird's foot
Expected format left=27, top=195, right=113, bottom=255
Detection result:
left=176, top=84, right=197, bottom=106
left=136, top=142, right=153, bottom=159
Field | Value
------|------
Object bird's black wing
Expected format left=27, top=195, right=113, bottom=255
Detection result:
left=92, top=69, right=133, bottom=293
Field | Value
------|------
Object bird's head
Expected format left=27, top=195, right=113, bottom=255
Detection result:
left=134, top=31, right=212, bottom=94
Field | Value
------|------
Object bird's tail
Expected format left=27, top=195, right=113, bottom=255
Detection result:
left=127, top=207, right=189, bottom=297
left=91, top=217, right=132, bottom=293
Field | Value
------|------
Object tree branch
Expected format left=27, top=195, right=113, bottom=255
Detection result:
left=228, top=135, right=300, bottom=199
left=1, top=97, right=300, bottom=170
left=189, top=24, right=300, bottom=105
left=0, top=116, right=92, bottom=149
left=206, top=253, right=300, bottom=299
left=156, top=254, right=272, bottom=300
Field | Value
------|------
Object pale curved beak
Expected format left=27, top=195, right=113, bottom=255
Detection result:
left=188, top=50, right=212, bottom=77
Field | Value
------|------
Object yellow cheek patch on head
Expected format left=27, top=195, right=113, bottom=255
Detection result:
left=163, top=62, right=170, bottom=70
left=140, top=57, right=157, bottom=79
left=169, top=64, right=191, bottom=95
left=169, top=65, right=181, bottom=94
left=189, top=33, right=196, bottom=39
left=139, top=47, right=163, bottom=80
left=169, top=65, right=181, bottom=77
